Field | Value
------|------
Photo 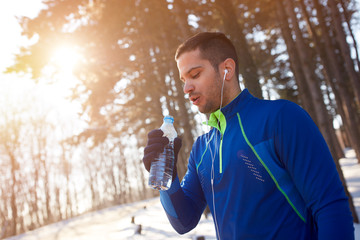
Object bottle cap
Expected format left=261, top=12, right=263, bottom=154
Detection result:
left=163, top=115, right=174, bottom=123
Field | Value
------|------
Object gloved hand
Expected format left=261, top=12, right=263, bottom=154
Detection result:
left=143, top=129, right=182, bottom=180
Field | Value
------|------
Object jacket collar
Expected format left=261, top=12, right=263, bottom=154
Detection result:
left=204, top=89, right=253, bottom=133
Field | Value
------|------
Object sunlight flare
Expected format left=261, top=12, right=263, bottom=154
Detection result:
left=51, top=45, right=80, bottom=74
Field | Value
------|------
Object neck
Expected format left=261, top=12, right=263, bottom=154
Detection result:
left=222, top=84, right=241, bottom=107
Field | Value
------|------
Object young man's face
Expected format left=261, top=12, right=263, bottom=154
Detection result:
left=177, top=48, right=222, bottom=114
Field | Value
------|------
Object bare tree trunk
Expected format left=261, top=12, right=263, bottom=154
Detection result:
left=0, top=205, right=10, bottom=238
left=0, top=113, right=23, bottom=237
left=84, top=154, right=99, bottom=210
left=55, top=187, right=62, bottom=221
left=219, top=0, right=263, bottom=98
left=283, top=0, right=343, bottom=161
left=173, top=0, right=193, bottom=39
left=339, top=0, right=360, bottom=74
left=289, top=0, right=359, bottom=223
left=9, top=152, right=18, bottom=236
left=118, top=147, right=133, bottom=202
left=60, top=143, right=74, bottom=218
left=29, top=144, right=42, bottom=227
left=313, top=0, right=360, bottom=161
left=108, top=155, right=119, bottom=203
left=40, top=155, right=52, bottom=223
left=298, top=0, right=344, bottom=160
left=276, top=0, right=315, bottom=118
left=328, top=0, right=360, bottom=105
left=283, top=0, right=321, bottom=122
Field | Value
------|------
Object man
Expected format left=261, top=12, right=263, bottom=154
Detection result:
left=142, top=32, right=354, bottom=239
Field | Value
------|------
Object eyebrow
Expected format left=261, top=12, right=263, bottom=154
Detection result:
left=180, top=65, right=203, bottom=81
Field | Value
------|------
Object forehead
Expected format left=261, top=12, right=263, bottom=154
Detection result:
left=176, top=49, right=209, bottom=77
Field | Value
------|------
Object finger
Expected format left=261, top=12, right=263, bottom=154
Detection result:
left=148, top=129, right=164, bottom=138
left=144, top=142, right=167, bottom=155
left=143, top=152, right=158, bottom=171
left=147, top=136, right=169, bottom=146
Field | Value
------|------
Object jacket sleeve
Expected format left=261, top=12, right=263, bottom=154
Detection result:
left=159, top=140, right=207, bottom=234
left=274, top=101, right=354, bottom=240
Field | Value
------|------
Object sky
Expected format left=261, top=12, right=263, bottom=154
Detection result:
left=0, top=0, right=45, bottom=73
left=0, top=0, right=86, bottom=138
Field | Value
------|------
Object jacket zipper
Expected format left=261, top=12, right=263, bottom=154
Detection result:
left=219, top=133, right=223, bottom=174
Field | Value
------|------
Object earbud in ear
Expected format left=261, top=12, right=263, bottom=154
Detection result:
left=223, top=69, right=228, bottom=81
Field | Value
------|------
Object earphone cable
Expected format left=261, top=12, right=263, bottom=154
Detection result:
left=198, top=71, right=227, bottom=240
left=211, top=71, right=226, bottom=240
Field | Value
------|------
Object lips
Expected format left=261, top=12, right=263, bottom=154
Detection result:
left=189, top=95, right=200, bottom=105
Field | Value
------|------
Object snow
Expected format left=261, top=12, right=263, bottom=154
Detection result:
left=341, top=149, right=360, bottom=240
left=6, top=149, right=360, bottom=240
left=5, top=198, right=216, bottom=240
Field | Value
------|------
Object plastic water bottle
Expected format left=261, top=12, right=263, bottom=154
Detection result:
left=148, top=115, right=177, bottom=191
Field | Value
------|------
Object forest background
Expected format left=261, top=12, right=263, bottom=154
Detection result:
left=0, top=0, right=360, bottom=238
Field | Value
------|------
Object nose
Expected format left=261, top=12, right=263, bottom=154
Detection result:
left=183, top=81, right=194, bottom=94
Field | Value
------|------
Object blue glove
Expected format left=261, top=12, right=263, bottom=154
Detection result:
left=143, top=129, right=182, bottom=179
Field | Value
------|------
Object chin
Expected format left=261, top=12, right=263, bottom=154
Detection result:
left=197, top=103, right=217, bottom=114
left=197, top=106, right=206, bottom=113
left=198, top=108, right=213, bottom=114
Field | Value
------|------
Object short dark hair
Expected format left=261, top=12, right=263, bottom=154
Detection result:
left=175, top=32, right=239, bottom=78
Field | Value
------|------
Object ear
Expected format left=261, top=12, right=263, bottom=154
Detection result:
left=223, top=58, right=236, bottom=81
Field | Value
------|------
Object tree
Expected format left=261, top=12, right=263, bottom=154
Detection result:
left=4, top=1, right=359, bottom=236
left=0, top=106, right=23, bottom=236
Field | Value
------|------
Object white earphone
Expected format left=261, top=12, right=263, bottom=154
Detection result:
left=223, top=69, right=229, bottom=81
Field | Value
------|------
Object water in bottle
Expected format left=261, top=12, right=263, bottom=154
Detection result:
left=149, top=115, right=177, bottom=191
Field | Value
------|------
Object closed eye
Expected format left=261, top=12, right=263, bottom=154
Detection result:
left=192, top=72, right=200, bottom=79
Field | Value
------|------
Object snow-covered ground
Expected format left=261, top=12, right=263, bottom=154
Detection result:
left=341, top=149, right=360, bottom=240
left=6, top=149, right=360, bottom=240
left=5, top=198, right=215, bottom=240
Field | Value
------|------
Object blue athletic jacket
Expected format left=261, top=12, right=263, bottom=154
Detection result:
left=160, top=89, right=354, bottom=239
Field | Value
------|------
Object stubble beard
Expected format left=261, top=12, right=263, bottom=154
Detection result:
left=198, top=73, right=223, bottom=114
